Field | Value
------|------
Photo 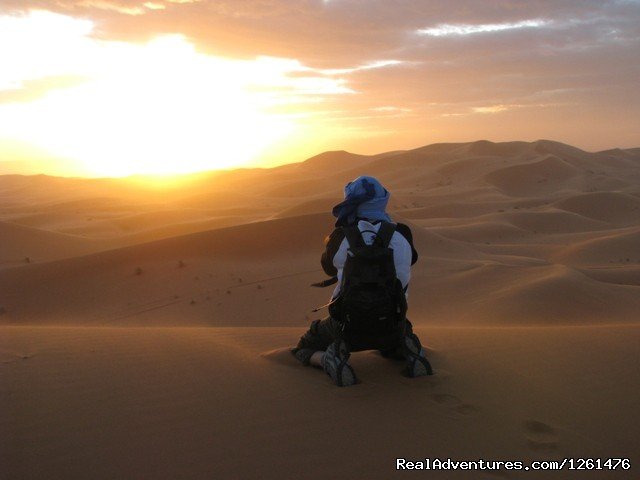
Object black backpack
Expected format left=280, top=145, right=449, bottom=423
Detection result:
left=329, top=221, right=408, bottom=336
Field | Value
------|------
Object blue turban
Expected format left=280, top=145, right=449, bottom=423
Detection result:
left=332, top=175, right=391, bottom=227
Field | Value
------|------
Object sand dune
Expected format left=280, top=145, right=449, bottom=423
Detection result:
left=554, top=192, right=640, bottom=226
left=484, top=156, right=581, bottom=197
left=2, top=325, right=638, bottom=480
left=0, top=213, right=333, bottom=325
left=428, top=220, right=529, bottom=244
left=396, top=201, right=506, bottom=220
left=0, top=212, right=492, bottom=325
left=1, top=140, right=639, bottom=328
left=288, top=150, right=373, bottom=173
left=0, top=221, right=111, bottom=267
left=262, top=178, right=338, bottom=197
left=471, top=263, right=640, bottom=323
left=272, top=196, right=341, bottom=219
left=499, top=210, right=610, bottom=234
left=2, top=139, right=639, bottom=479
left=578, top=265, right=640, bottom=286
left=552, top=227, right=640, bottom=266
left=409, top=260, right=640, bottom=325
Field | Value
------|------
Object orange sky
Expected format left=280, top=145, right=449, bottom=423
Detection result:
left=0, top=1, right=639, bottom=177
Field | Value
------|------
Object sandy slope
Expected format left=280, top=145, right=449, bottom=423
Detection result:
left=2, top=325, right=638, bottom=480
left=1, top=140, right=639, bottom=479
left=1, top=210, right=639, bottom=326
left=0, top=221, right=112, bottom=267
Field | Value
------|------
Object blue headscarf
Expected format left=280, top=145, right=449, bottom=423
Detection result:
left=332, top=175, right=391, bottom=227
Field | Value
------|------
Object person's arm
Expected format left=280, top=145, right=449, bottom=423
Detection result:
left=320, top=228, right=345, bottom=277
left=396, top=223, right=418, bottom=265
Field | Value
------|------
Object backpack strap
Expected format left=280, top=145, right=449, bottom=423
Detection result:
left=343, top=222, right=396, bottom=250
left=374, top=221, right=396, bottom=248
left=342, top=225, right=363, bottom=251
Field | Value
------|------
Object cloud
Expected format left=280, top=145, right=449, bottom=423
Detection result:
left=470, top=103, right=565, bottom=114
left=142, top=2, right=165, bottom=10
left=0, top=11, right=376, bottom=174
left=472, top=105, right=512, bottom=114
left=0, top=75, right=89, bottom=103
left=75, top=0, right=146, bottom=15
left=417, top=19, right=550, bottom=37
left=1, top=0, right=639, bottom=162
left=0, top=11, right=361, bottom=100
left=318, top=60, right=405, bottom=76
left=0, top=10, right=95, bottom=90
left=371, top=106, right=412, bottom=113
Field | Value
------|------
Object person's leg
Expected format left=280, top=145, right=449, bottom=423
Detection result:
left=292, top=316, right=338, bottom=366
left=378, top=318, right=413, bottom=359
left=321, top=339, right=357, bottom=387
left=378, top=319, right=433, bottom=376
left=401, top=319, right=433, bottom=377
left=292, top=316, right=357, bottom=386
left=309, top=351, right=325, bottom=367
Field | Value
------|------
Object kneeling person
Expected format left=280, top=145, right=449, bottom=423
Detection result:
left=293, top=175, right=433, bottom=386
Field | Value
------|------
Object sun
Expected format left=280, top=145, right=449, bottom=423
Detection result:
left=0, top=12, right=296, bottom=177
left=30, top=36, right=295, bottom=177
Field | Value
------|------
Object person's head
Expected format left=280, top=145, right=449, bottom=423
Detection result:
left=332, top=175, right=391, bottom=227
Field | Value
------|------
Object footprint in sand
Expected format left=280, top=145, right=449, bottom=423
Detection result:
left=430, top=393, right=478, bottom=416
left=524, top=420, right=559, bottom=451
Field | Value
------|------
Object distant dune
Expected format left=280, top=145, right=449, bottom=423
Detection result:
left=2, top=140, right=639, bottom=479
left=0, top=221, right=111, bottom=266
left=2, top=139, right=638, bottom=326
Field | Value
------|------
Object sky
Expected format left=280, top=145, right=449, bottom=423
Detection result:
left=0, top=0, right=639, bottom=177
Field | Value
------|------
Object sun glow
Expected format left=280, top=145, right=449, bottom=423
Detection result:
left=0, top=11, right=310, bottom=176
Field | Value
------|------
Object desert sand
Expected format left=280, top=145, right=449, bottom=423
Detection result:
left=1, top=140, right=639, bottom=479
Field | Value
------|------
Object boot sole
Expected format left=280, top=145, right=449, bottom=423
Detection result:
left=324, top=340, right=357, bottom=387
left=404, top=334, right=434, bottom=377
